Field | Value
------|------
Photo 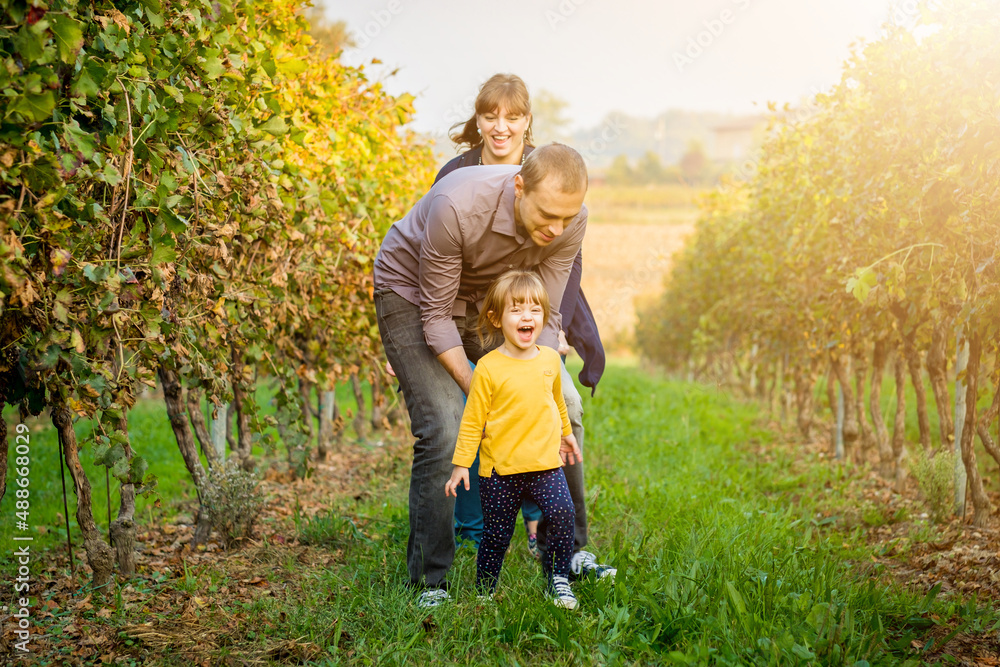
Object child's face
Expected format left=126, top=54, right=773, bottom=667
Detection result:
left=497, top=297, right=544, bottom=352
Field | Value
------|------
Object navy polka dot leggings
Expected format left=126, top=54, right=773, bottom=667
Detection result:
left=477, top=467, right=575, bottom=594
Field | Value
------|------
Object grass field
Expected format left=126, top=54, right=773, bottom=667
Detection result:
left=4, top=360, right=996, bottom=665
left=0, top=380, right=383, bottom=554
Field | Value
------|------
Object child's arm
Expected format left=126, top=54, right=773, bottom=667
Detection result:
left=444, top=466, right=470, bottom=497
left=453, top=364, right=492, bottom=466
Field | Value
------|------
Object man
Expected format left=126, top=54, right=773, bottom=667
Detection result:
left=374, top=143, right=614, bottom=609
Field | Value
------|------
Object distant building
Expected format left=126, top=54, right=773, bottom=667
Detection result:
left=711, top=116, right=766, bottom=163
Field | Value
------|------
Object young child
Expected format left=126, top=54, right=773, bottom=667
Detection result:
left=444, top=270, right=583, bottom=609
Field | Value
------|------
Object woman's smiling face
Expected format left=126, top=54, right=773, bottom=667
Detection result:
left=477, top=106, right=531, bottom=165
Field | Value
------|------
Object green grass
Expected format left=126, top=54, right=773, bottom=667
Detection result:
left=1, top=396, right=198, bottom=554
left=186, top=360, right=995, bottom=665
left=0, top=379, right=378, bottom=553
left=5, top=361, right=997, bottom=665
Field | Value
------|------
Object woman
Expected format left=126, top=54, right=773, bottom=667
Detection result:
left=438, top=74, right=608, bottom=574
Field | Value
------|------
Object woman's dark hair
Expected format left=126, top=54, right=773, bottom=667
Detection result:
left=449, top=73, right=534, bottom=152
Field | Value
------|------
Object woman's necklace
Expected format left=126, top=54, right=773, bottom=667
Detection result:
left=478, top=151, right=527, bottom=166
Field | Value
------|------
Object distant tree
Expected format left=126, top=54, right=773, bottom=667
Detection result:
left=606, top=154, right=634, bottom=186
left=304, top=2, right=354, bottom=59
left=636, top=151, right=666, bottom=185
left=531, top=90, right=571, bottom=144
left=679, top=140, right=708, bottom=184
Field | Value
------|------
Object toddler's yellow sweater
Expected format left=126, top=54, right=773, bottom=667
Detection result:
left=453, top=346, right=572, bottom=476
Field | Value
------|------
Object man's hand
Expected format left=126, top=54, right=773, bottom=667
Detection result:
left=559, top=433, right=582, bottom=466
left=557, top=330, right=570, bottom=356
left=445, top=466, right=471, bottom=497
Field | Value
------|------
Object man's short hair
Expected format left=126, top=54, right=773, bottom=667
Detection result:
left=520, top=143, right=588, bottom=194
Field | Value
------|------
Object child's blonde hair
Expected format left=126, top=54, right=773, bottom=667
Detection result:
left=478, top=270, right=551, bottom=348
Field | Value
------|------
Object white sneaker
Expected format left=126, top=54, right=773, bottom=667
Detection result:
left=549, top=575, right=578, bottom=610
left=570, top=550, right=617, bottom=580
left=417, top=588, right=451, bottom=609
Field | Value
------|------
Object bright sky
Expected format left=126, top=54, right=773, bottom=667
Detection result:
left=327, top=0, right=911, bottom=135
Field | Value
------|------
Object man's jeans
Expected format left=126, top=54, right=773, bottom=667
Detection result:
left=375, top=288, right=589, bottom=588
left=375, top=288, right=465, bottom=588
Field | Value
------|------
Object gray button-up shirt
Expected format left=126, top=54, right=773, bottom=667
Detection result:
left=374, top=165, right=588, bottom=356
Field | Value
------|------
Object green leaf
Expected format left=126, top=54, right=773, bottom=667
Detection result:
left=257, top=115, right=288, bottom=136
left=159, top=208, right=188, bottom=234
left=276, top=58, right=307, bottom=75
left=71, top=68, right=100, bottom=98
left=12, top=24, right=47, bottom=63
left=151, top=244, right=177, bottom=266
left=846, top=267, right=877, bottom=303
left=202, top=56, right=225, bottom=79
left=100, top=443, right=125, bottom=466
left=792, top=644, right=815, bottom=660
left=129, top=456, right=149, bottom=484
left=916, top=582, right=942, bottom=613
left=64, top=120, right=97, bottom=159
left=111, top=456, right=130, bottom=479
left=82, top=263, right=108, bottom=283
left=50, top=15, right=85, bottom=63
left=53, top=300, right=69, bottom=323
left=92, top=441, right=110, bottom=465
left=725, top=581, right=747, bottom=616
left=100, top=161, right=123, bottom=186
left=11, top=91, right=56, bottom=122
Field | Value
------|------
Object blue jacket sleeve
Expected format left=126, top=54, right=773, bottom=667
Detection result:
left=561, top=251, right=606, bottom=395
left=560, top=252, right=583, bottom=327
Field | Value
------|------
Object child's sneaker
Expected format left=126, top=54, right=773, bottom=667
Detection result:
left=570, top=550, right=617, bottom=580
left=417, top=588, right=451, bottom=609
left=548, top=575, right=578, bottom=610
left=526, top=533, right=542, bottom=560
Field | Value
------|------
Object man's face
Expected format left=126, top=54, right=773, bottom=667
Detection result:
left=513, top=174, right=586, bottom=247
